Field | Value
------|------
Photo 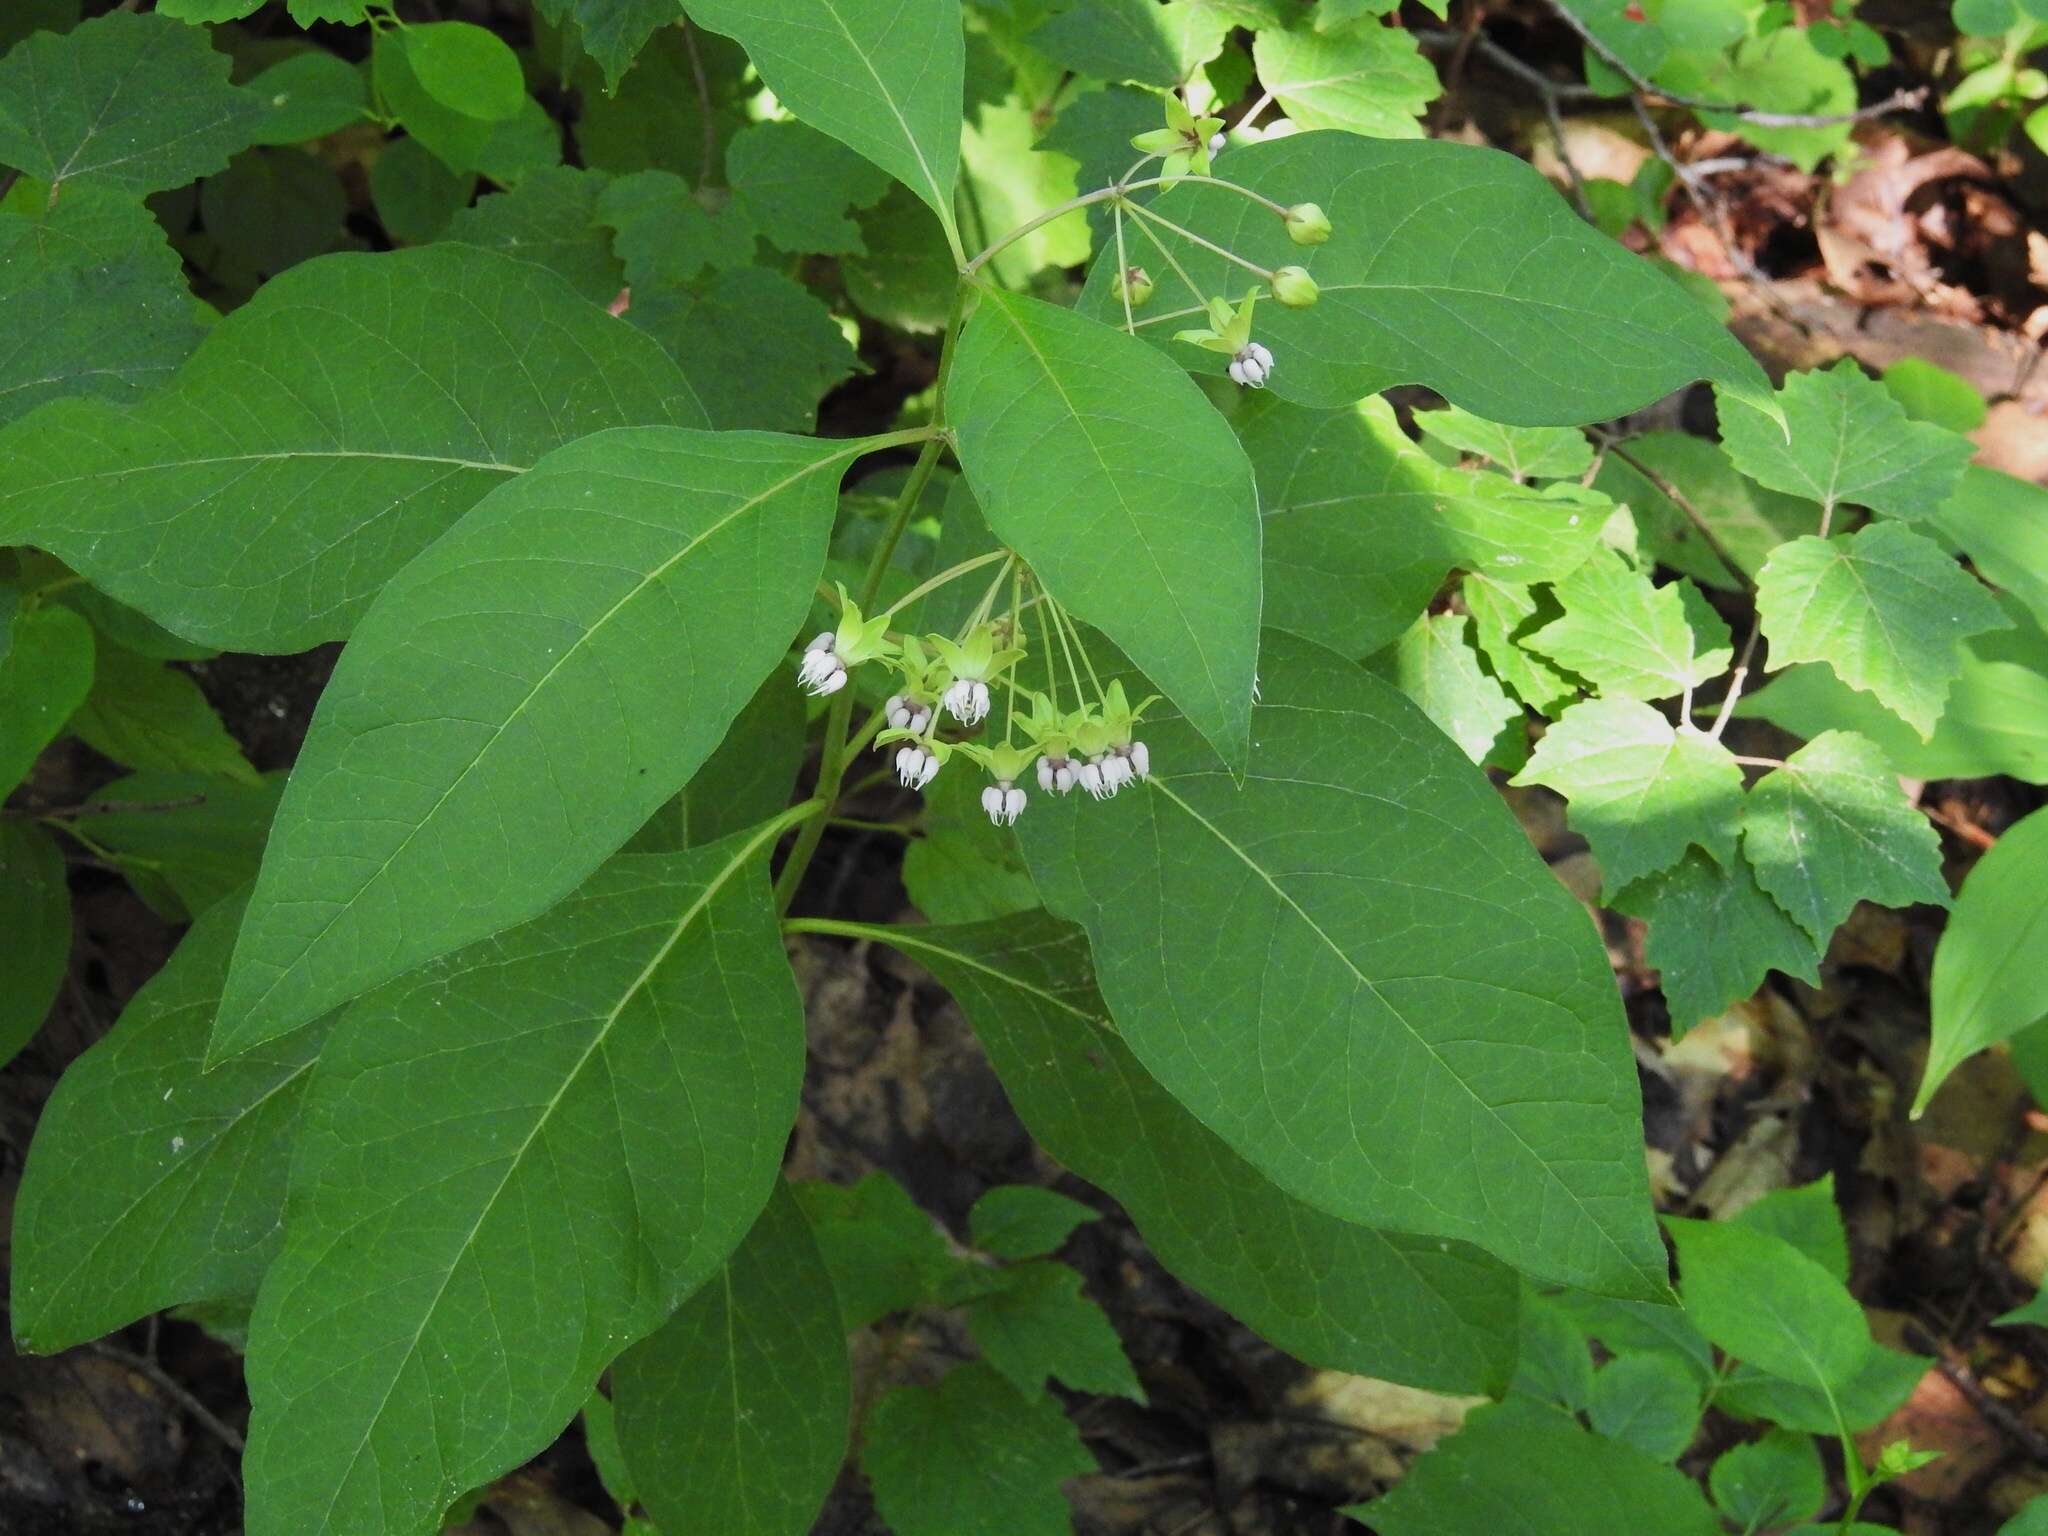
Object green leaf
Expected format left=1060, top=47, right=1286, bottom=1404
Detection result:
left=66, top=770, right=283, bottom=920
left=1882, top=357, right=1988, bottom=435
left=0, top=12, right=265, bottom=193
left=1718, top=361, right=1976, bottom=521
left=1240, top=395, right=1601, bottom=659
left=1998, top=1497, right=2048, bottom=1535
left=1526, top=551, right=1730, bottom=701
left=1017, top=632, right=1669, bottom=1299
left=244, top=50, right=368, bottom=147
left=612, top=1182, right=851, bottom=1536
left=368, top=136, right=475, bottom=244
left=901, top=764, right=1041, bottom=925
left=572, top=26, right=746, bottom=181
left=1756, top=521, right=2010, bottom=737
left=968, top=1260, right=1142, bottom=1399
left=444, top=166, right=623, bottom=306
left=627, top=268, right=857, bottom=434
left=881, top=912, right=1518, bottom=1394
left=0, top=182, right=204, bottom=426
left=1915, top=806, right=2048, bottom=1115
left=0, top=0, right=79, bottom=51
left=531, top=0, right=682, bottom=90
left=578, top=1392, right=635, bottom=1515
left=1514, top=1294, right=1595, bottom=1412
left=396, top=21, right=527, bottom=122
left=843, top=184, right=957, bottom=332
left=970, top=1186, right=1099, bottom=1260
left=1715, top=1340, right=1927, bottom=1434
left=793, top=1173, right=962, bottom=1329
left=1081, top=133, right=1774, bottom=425
left=1414, top=405, right=1593, bottom=482
left=950, top=288, right=1259, bottom=769
left=1466, top=577, right=1577, bottom=714
left=1356, top=1401, right=1723, bottom=1536
left=1932, top=465, right=2048, bottom=635
left=726, top=119, right=893, bottom=255
left=198, top=146, right=348, bottom=280
left=1251, top=21, right=1437, bottom=137
left=0, top=602, right=92, bottom=795
left=684, top=0, right=964, bottom=246
left=1029, top=0, right=1189, bottom=86
left=0, top=244, right=704, bottom=652
left=1368, top=612, right=1520, bottom=765
left=1742, top=730, right=1950, bottom=948
left=1593, top=433, right=1815, bottom=592
left=1515, top=698, right=1745, bottom=894
left=241, top=830, right=802, bottom=1536
left=1613, top=851, right=1822, bottom=1034
left=0, top=821, right=68, bottom=1069
left=371, top=31, right=559, bottom=181
left=1588, top=1353, right=1702, bottom=1461
left=158, top=0, right=264, bottom=16
left=624, top=675, right=805, bottom=854
left=1666, top=1217, right=1871, bottom=1402
left=1731, top=1176, right=1850, bottom=1284
left=1708, top=1430, right=1827, bottom=1530
left=862, top=1365, right=1093, bottom=1536
left=10, top=893, right=330, bottom=1353
left=214, top=427, right=863, bottom=1060
left=67, top=646, right=258, bottom=785
left=599, top=169, right=758, bottom=287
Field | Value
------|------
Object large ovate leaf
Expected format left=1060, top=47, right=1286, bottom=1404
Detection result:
left=950, top=287, right=1260, bottom=770
left=1741, top=730, right=1950, bottom=945
left=612, top=1182, right=850, bottom=1536
left=1016, top=631, right=1669, bottom=1299
left=0, top=12, right=265, bottom=193
left=1755, top=521, right=2010, bottom=738
left=683, top=0, right=964, bottom=246
left=241, top=831, right=802, bottom=1536
left=214, top=427, right=866, bottom=1060
left=1083, top=133, right=1774, bottom=425
left=0, top=245, right=705, bottom=652
left=0, top=182, right=203, bottom=426
left=1613, top=851, right=1822, bottom=1035
left=1915, top=807, right=2048, bottom=1115
left=1240, top=394, right=1601, bottom=659
left=10, top=893, right=330, bottom=1353
left=1251, top=19, right=1437, bottom=137
left=1514, top=698, right=1744, bottom=894
left=882, top=912, right=1518, bottom=1394
left=0, top=821, right=69, bottom=1070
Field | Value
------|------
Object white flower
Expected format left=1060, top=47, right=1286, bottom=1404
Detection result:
left=797, top=632, right=844, bottom=694
left=1100, top=753, right=1134, bottom=793
left=1077, top=756, right=1113, bottom=799
left=980, top=781, right=1026, bottom=826
left=1036, top=755, right=1077, bottom=795
left=1207, top=129, right=1226, bottom=155
left=1228, top=341, right=1273, bottom=389
left=1124, top=741, right=1150, bottom=779
left=885, top=694, right=932, bottom=733
left=943, top=677, right=991, bottom=726
left=895, top=744, right=940, bottom=790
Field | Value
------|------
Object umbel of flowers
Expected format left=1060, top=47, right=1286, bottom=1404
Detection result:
left=795, top=568, right=1156, bottom=827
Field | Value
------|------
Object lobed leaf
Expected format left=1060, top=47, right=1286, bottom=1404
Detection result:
left=1250, top=19, right=1438, bottom=137
left=1525, top=550, right=1730, bottom=702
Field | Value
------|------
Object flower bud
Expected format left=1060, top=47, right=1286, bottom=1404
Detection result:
left=1271, top=265, right=1318, bottom=308
left=1114, top=266, right=1154, bottom=307
left=1207, top=130, right=1226, bottom=156
left=1284, top=202, right=1331, bottom=245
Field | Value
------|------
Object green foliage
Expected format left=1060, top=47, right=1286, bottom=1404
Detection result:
left=0, top=601, right=93, bottom=793
left=1249, top=19, right=1438, bottom=136
left=1709, top=1430, right=1828, bottom=1530
left=0, top=821, right=68, bottom=1067
left=1615, top=850, right=1823, bottom=1033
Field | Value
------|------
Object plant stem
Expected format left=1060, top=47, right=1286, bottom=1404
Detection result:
left=783, top=915, right=899, bottom=942
left=1126, top=201, right=1275, bottom=282
left=1114, top=201, right=1135, bottom=334
left=880, top=549, right=1010, bottom=622
left=958, top=171, right=1273, bottom=278
left=1602, top=440, right=1755, bottom=595
left=1128, top=210, right=1210, bottom=309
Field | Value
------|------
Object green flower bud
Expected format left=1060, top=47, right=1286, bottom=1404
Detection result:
left=1271, top=265, right=1319, bottom=308
left=1114, top=265, right=1154, bottom=307
left=1284, top=202, right=1332, bottom=245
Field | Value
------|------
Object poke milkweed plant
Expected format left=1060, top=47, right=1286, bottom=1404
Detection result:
left=4, top=2, right=2047, bottom=1534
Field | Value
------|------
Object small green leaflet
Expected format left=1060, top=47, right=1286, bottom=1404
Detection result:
left=1083, top=133, right=1776, bottom=426
left=1755, top=521, right=2010, bottom=737
left=0, top=244, right=704, bottom=653
left=244, top=51, right=368, bottom=147
left=241, top=831, right=803, bottom=1536
left=862, top=1365, right=1093, bottom=1536
left=1240, top=394, right=1602, bottom=659
left=725, top=119, right=893, bottom=255
left=684, top=0, right=965, bottom=249
left=1915, top=806, right=2048, bottom=1115
left=793, top=1173, right=964, bottom=1331
left=1587, top=1353, right=1702, bottom=1462
left=612, top=1183, right=851, bottom=1536
left=67, top=646, right=259, bottom=785
left=600, top=169, right=757, bottom=286
left=969, top=1186, right=1099, bottom=1261
left=949, top=287, right=1260, bottom=771
left=0, top=821, right=68, bottom=1070
left=0, top=12, right=266, bottom=193
left=1708, top=1431, right=1827, bottom=1531
left=1017, top=632, right=1669, bottom=1300
left=1357, top=1400, right=1722, bottom=1536
left=393, top=22, right=526, bottom=122
left=1029, top=0, right=1201, bottom=87
left=1250, top=20, right=1438, bottom=138
left=1717, top=359, right=1974, bottom=521
left=214, top=427, right=868, bottom=1060
left=0, top=602, right=92, bottom=795
left=1733, top=1177, right=1851, bottom=1284
left=1525, top=550, right=1731, bottom=701
left=1742, top=730, right=1950, bottom=945
left=369, top=137, right=474, bottom=245
left=1514, top=1293, right=1595, bottom=1412
left=880, top=912, right=1518, bottom=1394
left=10, top=893, right=331, bottom=1353
left=1466, top=576, right=1576, bottom=714
left=900, top=766, right=1040, bottom=925
left=1665, top=1217, right=1873, bottom=1400
left=967, top=1260, right=1143, bottom=1400
left=531, top=0, right=682, bottom=91
left=1593, top=432, right=1814, bottom=592
left=1414, top=405, right=1594, bottom=482
left=1613, top=851, right=1821, bottom=1035
left=1515, top=698, right=1744, bottom=894
left=66, top=770, right=283, bottom=920
left=0, top=182, right=204, bottom=426
left=1368, top=612, right=1519, bottom=765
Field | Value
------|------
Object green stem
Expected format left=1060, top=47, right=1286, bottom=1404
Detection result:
left=1127, top=200, right=1276, bottom=283
left=957, top=171, right=1268, bottom=278
left=1113, top=201, right=1135, bottom=334
left=1127, top=209, right=1210, bottom=310
left=784, top=916, right=900, bottom=942
left=880, top=548, right=1009, bottom=622
left=1130, top=302, right=1208, bottom=331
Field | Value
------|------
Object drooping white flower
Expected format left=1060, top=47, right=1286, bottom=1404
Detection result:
left=895, top=744, right=941, bottom=790
left=1036, top=755, right=1077, bottom=796
left=1207, top=129, right=1226, bottom=156
left=1228, top=340, right=1273, bottom=389
left=798, top=632, right=846, bottom=695
left=980, top=780, right=1026, bottom=826
left=943, top=677, right=991, bottom=726
left=1077, top=756, right=1112, bottom=799
left=1124, top=741, right=1150, bottom=779
left=1100, top=753, right=1134, bottom=794
left=885, top=694, right=932, bottom=734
